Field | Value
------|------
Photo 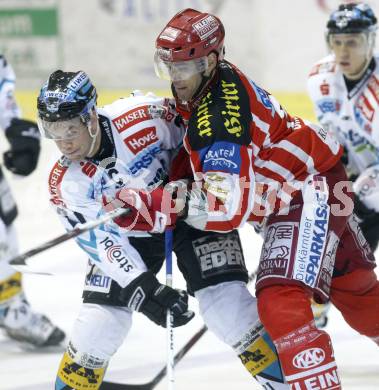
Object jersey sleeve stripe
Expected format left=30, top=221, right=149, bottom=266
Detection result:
left=274, top=139, right=316, bottom=172
left=252, top=112, right=270, bottom=135
left=254, top=158, right=296, bottom=181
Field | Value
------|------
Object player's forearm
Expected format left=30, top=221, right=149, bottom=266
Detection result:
left=54, top=204, right=147, bottom=287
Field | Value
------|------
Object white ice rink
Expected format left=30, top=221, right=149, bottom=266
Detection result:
left=1, top=141, right=378, bottom=389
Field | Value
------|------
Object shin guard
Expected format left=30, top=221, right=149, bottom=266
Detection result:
left=258, top=285, right=341, bottom=389
left=0, top=272, right=22, bottom=325
left=275, top=322, right=341, bottom=390
left=0, top=272, right=22, bottom=303
left=236, top=323, right=288, bottom=389
left=55, top=343, right=107, bottom=390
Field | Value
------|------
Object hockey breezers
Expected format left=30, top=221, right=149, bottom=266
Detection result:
left=9, top=208, right=130, bottom=267
left=100, top=269, right=259, bottom=390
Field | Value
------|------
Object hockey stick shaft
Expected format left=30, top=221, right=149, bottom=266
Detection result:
left=100, top=268, right=259, bottom=390
left=165, top=229, right=175, bottom=390
left=9, top=208, right=130, bottom=266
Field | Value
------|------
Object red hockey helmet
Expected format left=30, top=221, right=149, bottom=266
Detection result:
left=155, top=8, right=225, bottom=81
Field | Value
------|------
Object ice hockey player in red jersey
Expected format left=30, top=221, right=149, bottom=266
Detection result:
left=37, top=70, right=289, bottom=389
left=154, top=8, right=379, bottom=389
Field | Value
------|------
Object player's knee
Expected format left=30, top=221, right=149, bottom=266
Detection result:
left=257, top=285, right=314, bottom=340
left=195, top=281, right=259, bottom=346
left=196, top=282, right=287, bottom=387
left=332, top=269, right=379, bottom=341
left=70, top=303, right=132, bottom=360
left=55, top=304, right=132, bottom=389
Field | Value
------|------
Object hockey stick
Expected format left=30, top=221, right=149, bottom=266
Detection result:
left=165, top=229, right=175, bottom=390
left=9, top=208, right=130, bottom=267
left=100, top=268, right=259, bottom=390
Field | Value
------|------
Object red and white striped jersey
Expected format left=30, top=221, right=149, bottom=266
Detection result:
left=182, top=61, right=342, bottom=232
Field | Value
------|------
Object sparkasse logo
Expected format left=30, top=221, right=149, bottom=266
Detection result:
left=293, top=348, right=325, bottom=369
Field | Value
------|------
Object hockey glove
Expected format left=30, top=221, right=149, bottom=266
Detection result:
left=354, top=196, right=379, bottom=251
left=107, top=187, right=179, bottom=233
left=3, top=118, right=40, bottom=176
left=120, top=271, right=194, bottom=327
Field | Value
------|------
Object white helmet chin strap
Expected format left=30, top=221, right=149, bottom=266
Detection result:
left=87, top=127, right=99, bottom=157
left=347, top=57, right=372, bottom=80
left=85, top=110, right=100, bottom=157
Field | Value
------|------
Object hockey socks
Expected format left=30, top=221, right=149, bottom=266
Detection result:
left=55, top=343, right=107, bottom=390
left=330, top=268, right=379, bottom=345
left=275, top=323, right=340, bottom=389
left=258, top=285, right=341, bottom=389
left=235, top=323, right=288, bottom=389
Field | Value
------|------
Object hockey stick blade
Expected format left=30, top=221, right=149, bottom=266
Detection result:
left=100, top=382, right=153, bottom=390
left=9, top=208, right=130, bottom=266
left=101, top=269, right=259, bottom=390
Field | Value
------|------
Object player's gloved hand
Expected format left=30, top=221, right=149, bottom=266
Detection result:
left=120, top=271, right=195, bottom=328
left=354, top=195, right=373, bottom=220
left=147, top=97, right=181, bottom=126
left=3, top=118, right=40, bottom=176
left=107, top=187, right=179, bottom=233
left=354, top=196, right=379, bottom=251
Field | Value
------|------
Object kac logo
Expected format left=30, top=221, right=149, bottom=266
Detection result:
left=293, top=347, right=325, bottom=369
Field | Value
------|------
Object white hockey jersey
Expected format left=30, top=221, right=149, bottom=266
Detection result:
left=47, top=93, right=185, bottom=288
left=307, top=54, right=379, bottom=177
left=0, top=55, right=21, bottom=130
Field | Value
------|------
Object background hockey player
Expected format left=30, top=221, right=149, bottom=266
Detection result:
left=0, top=55, right=65, bottom=347
left=154, top=8, right=379, bottom=389
left=37, top=70, right=288, bottom=389
left=307, top=1, right=379, bottom=330
left=308, top=3, right=379, bottom=252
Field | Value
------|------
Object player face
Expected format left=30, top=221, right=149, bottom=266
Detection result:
left=155, top=53, right=217, bottom=102
left=329, top=33, right=370, bottom=78
left=43, top=117, right=95, bottom=161
left=172, top=72, right=203, bottom=102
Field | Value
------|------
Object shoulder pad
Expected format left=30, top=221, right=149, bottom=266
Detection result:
left=309, top=59, right=336, bottom=78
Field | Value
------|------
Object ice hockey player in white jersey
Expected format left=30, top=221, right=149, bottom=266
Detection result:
left=308, top=2, right=379, bottom=252
left=0, top=56, right=65, bottom=347
left=308, top=2, right=379, bottom=329
left=37, top=70, right=289, bottom=389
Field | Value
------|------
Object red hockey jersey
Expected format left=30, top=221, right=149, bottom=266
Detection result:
left=182, top=61, right=342, bottom=231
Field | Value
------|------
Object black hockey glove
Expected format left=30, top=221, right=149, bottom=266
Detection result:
left=120, top=271, right=195, bottom=328
left=354, top=196, right=379, bottom=252
left=3, top=118, right=41, bottom=176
